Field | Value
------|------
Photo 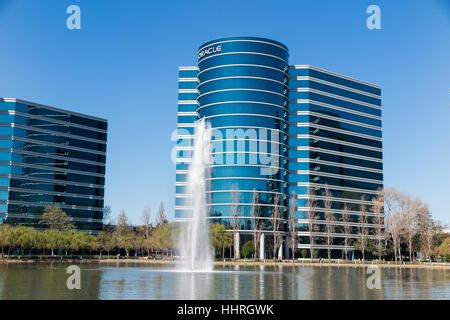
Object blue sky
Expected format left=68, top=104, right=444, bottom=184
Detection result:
left=0, top=0, right=449, bottom=225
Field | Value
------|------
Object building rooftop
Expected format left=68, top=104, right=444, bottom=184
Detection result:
left=0, top=97, right=108, bottom=123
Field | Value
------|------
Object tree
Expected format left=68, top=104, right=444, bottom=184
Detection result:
left=251, top=190, right=262, bottom=259
left=306, top=187, right=317, bottom=261
left=341, top=203, right=351, bottom=261
left=358, top=196, right=369, bottom=261
left=403, top=197, right=421, bottom=262
left=242, top=240, right=255, bottom=259
left=323, top=185, right=335, bottom=260
left=230, top=187, right=241, bottom=259
left=151, top=223, right=174, bottom=258
left=98, top=231, right=114, bottom=258
left=142, top=206, right=152, bottom=240
left=288, top=193, right=297, bottom=261
left=155, top=202, right=168, bottom=226
left=372, top=189, right=385, bottom=261
left=271, top=193, right=282, bottom=260
left=210, top=223, right=232, bottom=261
left=103, top=205, right=112, bottom=225
left=384, top=188, right=404, bottom=262
left=0, top=225, right=13, bottom=257
left=416, top=203, right=434, bottom=260
left=434, top=237, right=450, bottom=260
left=41, top=206, right=74, bottom=231
left=115, top=210, right=133, bottom=257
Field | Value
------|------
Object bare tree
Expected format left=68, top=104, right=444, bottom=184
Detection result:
left=306, top=187, right=317, bottom=260
left=142, top=206, right=152, bottom=240
left=371, top=189, right=385, bottom=261
left=103, top=205, right=112, bottom=226
left=272, top=193, right=281, bottom=260
left=324, top=185, right=335, bottom=260
left=341, top=203, right=351, bottom=261
left=251, top=190, right=261, bottom=259
left=384, top=188, right=404, bottom=262
left=403, top=197, right=420, bottom=262
left=230, top=187, right=241, bottom=259
left=417, top=202, right=433, bottom=260
left=288, top=193, right=297, bottom=261
left=358, top=195, right=369, bottom=261
left=156, top=201, right=168, bottom=226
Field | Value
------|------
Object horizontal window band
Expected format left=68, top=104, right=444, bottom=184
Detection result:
left=198, top=51, right=288, bottom=64
left=292, top=88, right=381, bottom=110
left=289, top=76, right=381, bottom=99
left=294, top=170, right=383, bottom=184
left=296, top=123, right=382, bottom=141
left=296, top=233, right=382, bottom=241
left=297, top=219, right=383, bottom=229
left=292, top=111, right=381, bottom=131
left=0, top=148, right=106, bottom=167
left=0, top=123, right=107, bottom=145
left=178, top=77, right=199, bottom=82
left=198, top=76, right=288, bottom=88
left=5, top=199, right=104, bottom=212
left=178, top=66, right=199, bottom=71
left=0, top=98, right=107, bottom=123
left=198, top=88, right=287, bottom=99
left=204, top=113, right=287, bottom=122
left=296, top=208, right=383, bottom=218
left=0, top=174, right=105, bottom=189
left=175, top=163, right=286, bottom=174
left=0, top=135, right=106, bottom=156
left=211, top=138, right=288, bottom=148
left=177, top=100, right=200, bottom=105
left=296, top=194, right=377, bottom=206
left=290, top=158, right=383, bottom=174
left=198, top=64, right=287, bottom=77
left=289, top=134, right=382, bottom=152
left=1, top=186, right=103, bottom=200
left=176, top=123, right=196, bottom=127
left=198, top=100, right=287, bottom=111
left=211, top=151, right=286, bottom=159
left=0, top=161, right=105, bottom=178
left=289, top=65, right=380, bottom=89
left=291, top=99, right=381, bottom=120
left=290, top=182, right=381, bottom=195
left=208, top=125, right=286, bottom=133
left=198, top=39, right=289, bottom=54
left=0, top=110, right=107, bottom=133
left=177, top=112, right=198, bottom=116
left=293, top=146, right=382, bottom=162
left=175, top=190, right=286, bottom=197
left=5, top=213, right=103, bottom=223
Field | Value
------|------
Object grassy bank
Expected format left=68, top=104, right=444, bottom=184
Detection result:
left=1, top=257, right=449, bottom=269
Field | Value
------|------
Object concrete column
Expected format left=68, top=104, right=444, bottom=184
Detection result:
left=259, top=233, right=265, bottom=260
left=234, top=232, right=240, bottom=259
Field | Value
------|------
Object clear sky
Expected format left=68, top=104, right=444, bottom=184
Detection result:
left=0, top=0, right=449, bottom=226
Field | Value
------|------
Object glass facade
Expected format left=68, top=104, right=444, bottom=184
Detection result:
left=288, top=65, right=383, bottom=255
left=0, top=98, right=107, bottom=232
left=175, top=38, right=383, bottom=257
left=176, top=37, right=289, bottom=234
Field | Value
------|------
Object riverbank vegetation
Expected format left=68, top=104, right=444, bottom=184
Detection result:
left=0, top=188, right=449, bottom=263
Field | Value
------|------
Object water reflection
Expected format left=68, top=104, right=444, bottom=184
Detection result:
left=0, top=263, right=448, bottom=300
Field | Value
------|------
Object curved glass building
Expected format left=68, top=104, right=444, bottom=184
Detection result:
left=175, top=37, right=383, bottom=259
left=197, top=37, right=289, bottom=231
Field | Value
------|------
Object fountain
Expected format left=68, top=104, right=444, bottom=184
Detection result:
left=177, top=118, right=213, bottom=271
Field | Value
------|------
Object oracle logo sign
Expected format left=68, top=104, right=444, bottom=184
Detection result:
left=198, top=45, right=222, bottom=59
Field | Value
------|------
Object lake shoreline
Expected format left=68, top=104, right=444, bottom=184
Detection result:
left=1, top=258, right=448, bottom=269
